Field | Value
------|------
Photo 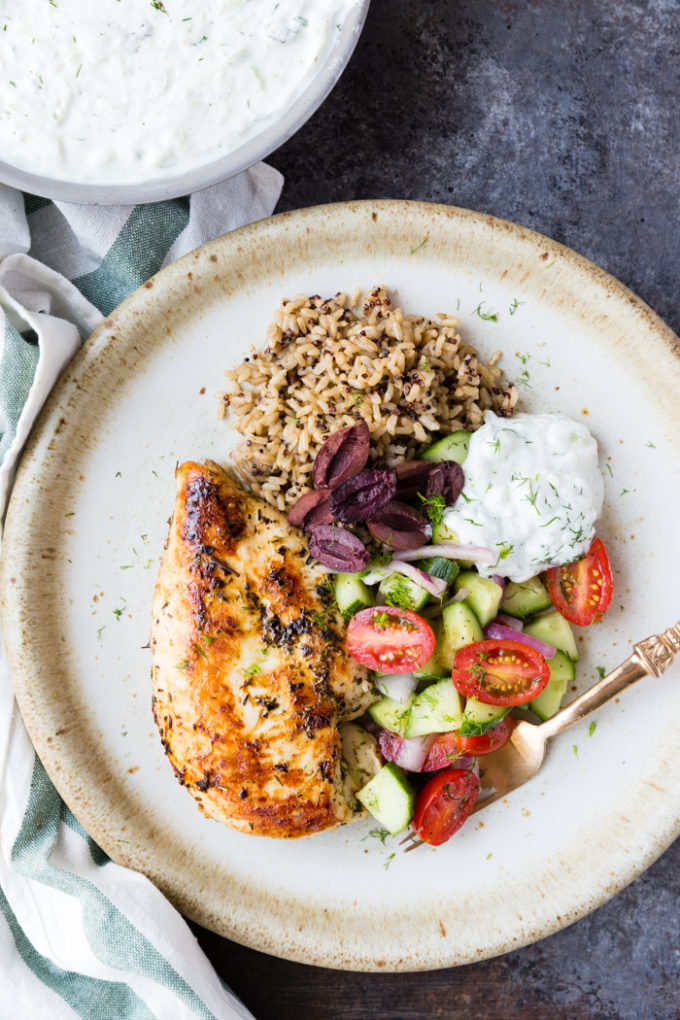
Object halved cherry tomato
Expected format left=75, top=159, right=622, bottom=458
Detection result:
left=546, top=536, right=613, bottom=626
left=423, top=715, right=515, bottom=770
left=455, top=713, right=515, bottom=756
left=346, top=606, right=435, bottom=673
left=413, top=768, right=480, bottom=846
left=451, top=639, right=550, bottom=706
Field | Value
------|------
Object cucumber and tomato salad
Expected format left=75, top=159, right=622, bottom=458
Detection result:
left=341, top=535, right=613, bottom=848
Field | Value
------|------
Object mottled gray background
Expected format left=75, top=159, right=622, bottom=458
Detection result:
left=191, top=1, right=680, bottom=1016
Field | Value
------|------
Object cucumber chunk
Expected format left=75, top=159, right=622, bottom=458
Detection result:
left=422, top=430, right=470, bottom=465
left=415, top=618, right=449, bottom=679
left=501, top=576, right=552, bottom=619
left=431, top=518, right=459, bottom=544
left=525, top=609, right=579, bottom=661
left=454, top=571, right=504, bottom=627
left=356, top=762, right=416, bottom=835
left=460, top=698, right=509, bottom=736
left=418, top=556, right=460, bottom=588
left=422, top=602, right=484, bottom=679
left=529, top=650, right=575, bottom=720
left=367, top=694, right=414, bottom=735
left=378, top=572, right=430, bottom=612
left=334, top=572, right=373, bottom=618
left=429, top=520, right=474, bottom=568
left=405, top=679, right=464, bottom=737
left=442, top=600, right=484, bottom=651
left=416, top=601, right=484, bottom=681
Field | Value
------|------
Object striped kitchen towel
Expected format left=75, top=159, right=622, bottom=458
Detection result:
left=0, top=164, right=283, bottom=1020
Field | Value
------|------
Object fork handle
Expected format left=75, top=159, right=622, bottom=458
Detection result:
left=538, top=622, right=680, bottom=740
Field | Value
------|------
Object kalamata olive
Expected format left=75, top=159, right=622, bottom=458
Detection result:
left=394, top=460, right=435, bottom=501
left=288, top=488, right=332, bottom=529
left=312, top=421, right=371, bottom=489
left=308, top=525, right=370, bottom=572
left=366, top=501, right=430, bottom=549
left=328, top=467, right=397, bottom=524
left=302, top=498, right=335, bottom=531
left=425, top=461, right=465, bottom=505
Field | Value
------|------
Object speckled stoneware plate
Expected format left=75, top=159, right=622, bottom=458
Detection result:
left=2, top=201, right=680, bottom=971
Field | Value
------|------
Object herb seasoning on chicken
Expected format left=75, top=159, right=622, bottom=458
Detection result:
left=150, top=461, right=374, bottom=838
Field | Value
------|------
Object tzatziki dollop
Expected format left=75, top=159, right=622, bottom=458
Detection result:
left=442, top=411, right=604, bottom=582
left=0, top=0, right=358, bottom=185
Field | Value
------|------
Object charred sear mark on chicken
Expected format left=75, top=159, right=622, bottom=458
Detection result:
left=150, top=460, right=375, bottom=839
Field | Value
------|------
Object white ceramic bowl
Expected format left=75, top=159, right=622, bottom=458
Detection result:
left=0, top=2, right=369, bottom=206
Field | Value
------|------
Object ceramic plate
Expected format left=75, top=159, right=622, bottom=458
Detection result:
left=2, top=201, right=680, bottom=971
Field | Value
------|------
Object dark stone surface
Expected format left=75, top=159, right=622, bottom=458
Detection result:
left=272, top=0, right=680, bottom=337
left=193, top=2, right=680, bottom=1016
left=192, top=834, right=680, bottom=1018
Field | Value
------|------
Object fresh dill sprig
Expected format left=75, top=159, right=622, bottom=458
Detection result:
left=367, top=828, right=390, bottom=844
left=473, top=302, right=498, bottom=322
left=417, top=491, right=447, bottom=527
left=384, top=575, right=416, bottom=611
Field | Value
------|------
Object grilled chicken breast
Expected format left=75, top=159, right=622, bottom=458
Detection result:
left=150, top=460, right=375, bottom=838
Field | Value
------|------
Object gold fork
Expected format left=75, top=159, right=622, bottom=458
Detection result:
left=400, top=621, right=680, bottom=852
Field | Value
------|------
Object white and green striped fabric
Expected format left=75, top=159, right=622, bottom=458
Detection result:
left=0, top=164, right=283, bottom=1019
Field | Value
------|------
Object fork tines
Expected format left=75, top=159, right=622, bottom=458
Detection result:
left=399, top=831, right=425, bottom=853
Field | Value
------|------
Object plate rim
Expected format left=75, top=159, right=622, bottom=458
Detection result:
left=2, top=199, right=680, bottom=970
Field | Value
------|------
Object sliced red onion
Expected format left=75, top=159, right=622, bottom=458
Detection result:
left=360, top=559, right=447, bottom=598
left=496, top=613, right=524, bottom=631
left=491, top=574, right=506, bottom=593
left=396, top=543, right=496, bottom=565
left=377, top=729, right=404, bottom=763
left=380, top=730, right=482, bottom=775
left=422, top=746, right=477, bottom=772
left=484, top=621, right=556, bottom=659
left=391, top=560, right=447, bottom=597
left=393, top=734, right=436, bottom=772
left=375, top=673, right=419, bottom=703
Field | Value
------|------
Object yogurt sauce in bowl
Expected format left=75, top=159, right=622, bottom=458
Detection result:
left=442, top=411, right=605, bottom=582
left=0, top=0, right=362, bottom=188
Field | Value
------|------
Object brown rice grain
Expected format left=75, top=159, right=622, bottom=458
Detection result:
left=219, top=286, right=518, bottom=509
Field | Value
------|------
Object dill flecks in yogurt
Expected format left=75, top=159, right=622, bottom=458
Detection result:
left=441, top=411, right=605, bottom=582
left=0, top=0, right=358, bottom=185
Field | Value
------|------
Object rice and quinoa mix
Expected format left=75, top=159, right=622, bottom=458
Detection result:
left=220, top=286, right=518, bottom=511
